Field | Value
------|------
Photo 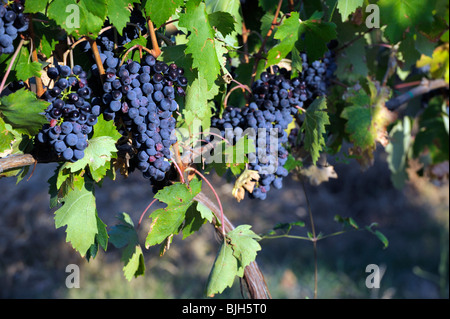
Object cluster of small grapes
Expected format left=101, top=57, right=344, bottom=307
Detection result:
left=101, top=54, right=187, bottom=184
left=0, top=0, right=28, bottom=55
left=252, top=65, right=309, bottom=118
left=212, top=67, right=297, bottom=200
left=36, top=65, right=100, bottom=161
left=212, top=56, right=334, bottom=200
left=299, top=51, right=337, bottom=99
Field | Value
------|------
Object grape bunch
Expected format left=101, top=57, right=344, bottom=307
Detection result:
left=211, top=55, right=335, bottom=200
left=299, top=51, right=337, bottom=99
left=252, top=65, right=309, bottom=118
left=211, top=102, right=290, bottom=200
left=101, top=54, right=187, bottom=184
left=36, top=65, right=100, bottom=162
left=0, top=0, right=28, bottom=56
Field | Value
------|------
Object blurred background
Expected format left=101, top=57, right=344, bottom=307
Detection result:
left=0, top=148, right=448, bottom=299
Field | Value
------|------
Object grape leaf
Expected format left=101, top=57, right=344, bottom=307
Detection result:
left=386, top=117, right=412, bottom=189
left=301, top=97, right=330, bottom=165
left=145, top=179, right=202, bottom=248
left=178, top=0, right=221, bottom=90
left=54, top=178, right=100, bottom=256
left=32, top=16, right=60, bottom=58
left=205, top=240, right=237, bottom=297
left=208, top=11, right=236, bottom=37
left=296, top=12, right=337, bottom=61
left=205, top=0, right=242, bottom=47
left=336, top=0, right=363, bottom=22
left=379, top=0, right=435, bottom=44
left=109, top=213, right=145, bottom=280
left=64, top=114, right=121, bottom=176
left=24, top=0, right=50, bottom=13
left=183, top=74, right=215, bottom=131
left=0, top=118, right=15, bottom=153
left=227, top=225, right=261, bottom=276
left=107, top=0, right=134, bottom=35
left=0, top=88, right=49, bottom=136
left=47, top=0, right=106, bottom=37
left=143, top=0, right=184, bottom=28
left=182, top=202, right=207, bottom=239
left=266, top=12, right=300, bottom=67
left=13, top=46, right=42, bottom=81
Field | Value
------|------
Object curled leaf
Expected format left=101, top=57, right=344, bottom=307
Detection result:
left=232, top=169, right=260, bottom=202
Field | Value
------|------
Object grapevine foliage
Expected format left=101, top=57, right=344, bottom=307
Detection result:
left=0, top=0, right=449, bottom=298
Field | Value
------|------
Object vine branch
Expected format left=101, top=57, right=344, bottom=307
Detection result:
left=386, top=78, right=448, bottom=110
left=194, top=191, right=272, bottom=299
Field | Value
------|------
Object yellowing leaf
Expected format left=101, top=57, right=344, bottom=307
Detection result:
left=232, top=169, right=260, bottom=202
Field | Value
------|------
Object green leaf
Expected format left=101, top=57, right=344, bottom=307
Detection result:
left=386, top=117, right=412, bottom=189
left=109, top=212, right=145, bottom=280
left=378, top=0, right=435, bottom=43
left=0, top=118, right=15, bottom=153
left=301, top=97, right=330, bottom=164
left=47, top=0, right=106, bottom=37
left=0, top=89, right=49, bottom=136
left=32, top=16, right=60, bottom=58
left=205, top=241, right=237, bottom=297
left=182, top=203, right=207, bottom=239
left=365, top=224, right=389, bottom=249
left=267, top=12, right=300, bottom=66
left=143, top=0, right=184, bottom=28
left=284, top=154, right=303, bottom=172
left=183, top=74, right=215, bottom=131
left=335, top=24, right=368, bottom=81
left=54, top=178, right=99, bottom=256
left=64, top=114, right=120, bottom=176
left=24, top=0, right=50, bottom=13
left=178, top=0, right=222, bottom=90
left=12, top=45, right=42, bottom=81
left=107, top=0, right=134, bottom=35
left=208, top=11, right=236, bottom=37
left=297, top=13, right=337, bottom=61
left=336, top=0, right=363, bottom=21
left=145, top=179, right=202, bottom=248
left=227, top=225, right=261, bottom=276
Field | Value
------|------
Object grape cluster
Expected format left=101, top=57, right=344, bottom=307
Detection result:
left=0, top=0, right=28, bottom=55
left=299, top=51, right=337, bottom=99
left=212, top=53, right=335, bottom=200
left=101, top=54, right=187, bottom=184
left=212, top=103, right=290, bottom=200
left=36, top=65, right=100, bottom=162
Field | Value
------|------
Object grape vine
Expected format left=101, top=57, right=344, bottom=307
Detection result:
left=0, top=0, right=448, bottom=299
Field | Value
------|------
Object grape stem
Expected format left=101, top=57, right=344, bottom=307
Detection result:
left=223, top=80, right=252, bottom=109
left=28, top=14, right=45, bottom=97
left=62, top=36, right=88, bottom=66
left=119, top=45, right=154, bottom=67
left=138, top=198, right=159, bottom=228
left=89, top=38, right=106, bottom=83
left=170, top=157, right=186, bottom=184
left=147, top=19, right=161, bottom=58
left=0, top=38, right=25, bottom=94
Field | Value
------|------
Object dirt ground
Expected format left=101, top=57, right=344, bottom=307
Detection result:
left=0, top=148, right=448, bottom=299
